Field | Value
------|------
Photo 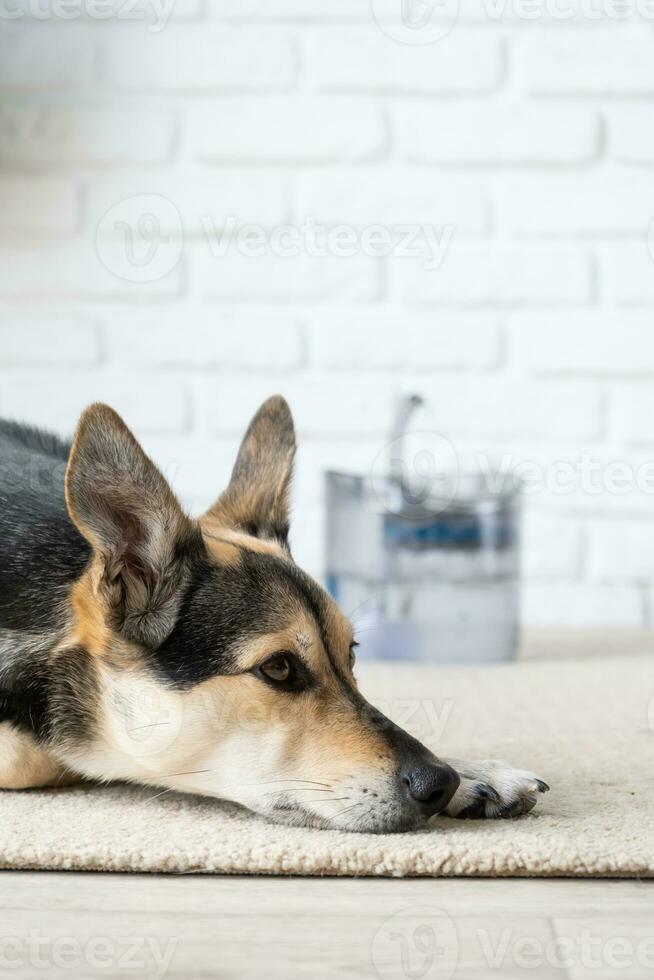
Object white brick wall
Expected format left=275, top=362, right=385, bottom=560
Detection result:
left=1, top=6, right=654, bottom=629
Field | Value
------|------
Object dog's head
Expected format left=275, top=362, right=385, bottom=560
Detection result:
left=64, top=398, right=458, bottom=832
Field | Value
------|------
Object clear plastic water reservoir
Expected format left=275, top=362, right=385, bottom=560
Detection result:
left=325, top=469, right=521, bottom=664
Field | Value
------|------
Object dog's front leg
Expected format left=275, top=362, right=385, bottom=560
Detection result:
left=442, top=758, right=549, bottom=819
left=0, top=722, right=76, bottom=790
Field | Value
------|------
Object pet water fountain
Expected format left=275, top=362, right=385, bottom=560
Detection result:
left=325, top=396, right=521, bottom=663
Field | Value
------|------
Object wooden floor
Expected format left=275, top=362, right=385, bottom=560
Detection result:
left=0, top=873, right=652, bottom=979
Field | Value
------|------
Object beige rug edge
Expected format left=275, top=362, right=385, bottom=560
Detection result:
left=2, top=654, right=653, bottom=878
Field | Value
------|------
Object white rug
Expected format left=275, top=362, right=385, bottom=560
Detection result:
left=1, top=655, right=652, bottom=877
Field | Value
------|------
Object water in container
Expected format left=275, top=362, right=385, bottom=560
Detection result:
left=325, top=398, right=521, bottom=663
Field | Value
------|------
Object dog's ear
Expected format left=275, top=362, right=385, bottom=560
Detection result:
left=65, top=403, right=197, bottom=648
left=205, top=395, right=296, bottom=546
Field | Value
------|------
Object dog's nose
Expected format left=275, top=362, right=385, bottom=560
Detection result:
left=401, top=762, right=460, bottom=817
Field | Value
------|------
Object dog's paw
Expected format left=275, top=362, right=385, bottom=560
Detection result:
left=445, top=760, right=549, bottom=819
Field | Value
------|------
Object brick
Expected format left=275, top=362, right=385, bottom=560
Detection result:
left=87, top=172, right=288, bottom=236
left=589, top=520, right=654, bottom=580
left=189, top=98, right=386, bottom=162
left=296, top=172, right=489, bottom=235
left=0, top=26, right=96, bottom=89
left=0, top=372, right=189, bottom=436
left=0, top=315, right=100, bottom=365
left=103, top=27, right=296, bottom=90
left=601, top=245, right=654, bottom=306
left=105, top=310, right=303, bottom=368
left=0, top=177, right=78, bottom=234
left=522, top=583, right=643, bottom=628
left=309, top=314, right=500, bottom=370
left=520, top=36, right=654, bottom=95
left=610, top=108, right=654, bottom=164
left=309, top=30, right=502, bottom=93
left=515, top=314, right=654, bottom=376
left=398, top=246, right=593, bottom=308
left=201, top=375, right=396, bottom=436
left=192, top=249, right=380, bottom=302
left=0, top=242, right=182, bottom=299
left=522, top=511, right=583, bottom=578
left=411, top=380, right=602, bottom=440
left=0, top=105, right=176, bottom=168
left=503, top=175, right=654, bottom=236
left=613, top=384, right=654, bottom=445
left=395, top=104, right=599, bottom=165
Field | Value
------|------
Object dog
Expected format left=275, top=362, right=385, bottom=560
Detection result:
left=0, top=397, right=548, bottom=831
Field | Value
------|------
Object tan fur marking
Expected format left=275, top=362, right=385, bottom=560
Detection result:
left=201, top=519, right=286, bottom=560
left=70, top=570, right=112, bottom=656
left=0, top=724, right=77, bottom=790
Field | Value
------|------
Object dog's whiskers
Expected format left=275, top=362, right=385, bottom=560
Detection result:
left=344, top=803, right=377, bottom=831
left=251, top=779, right=334, bottom=789
left=327, top=800, right=362, bottom=823
left=125, top=721, right=172, bottom=734
left=154, top=768, right=213, bottom=779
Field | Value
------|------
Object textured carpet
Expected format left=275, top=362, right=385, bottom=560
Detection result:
left=1, top=654, right=652, bottom=877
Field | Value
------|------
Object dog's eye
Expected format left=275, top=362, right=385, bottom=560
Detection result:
left=259, top=654, right=293, bottom=684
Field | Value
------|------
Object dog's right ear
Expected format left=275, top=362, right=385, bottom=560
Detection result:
left=204, top=395, right=296, bottom=546
left=65, top=403, right=197, bottom=648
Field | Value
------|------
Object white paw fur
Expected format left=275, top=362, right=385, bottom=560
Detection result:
left=444, top=759, right=549, bottom=819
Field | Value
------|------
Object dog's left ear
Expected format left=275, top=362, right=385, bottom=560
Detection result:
left=205, top=395, right=296, bottom=546
left=65, top=403, right=197, bottom=648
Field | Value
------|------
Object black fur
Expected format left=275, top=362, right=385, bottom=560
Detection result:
left=0, top=421, right=92, bottom=741
left=0, top=420, right=90, bottom=632
left=155, top=548, right=335, bottom=687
